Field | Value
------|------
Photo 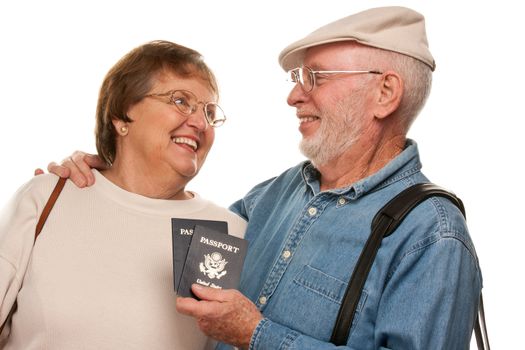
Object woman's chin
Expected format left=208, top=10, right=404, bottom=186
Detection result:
left=159, top=155, right=197, bottom=176
left=174, top=164, right=200, bottom=179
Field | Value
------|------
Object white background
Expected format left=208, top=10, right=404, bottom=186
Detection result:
left=0, top=1, right=523, bottom=348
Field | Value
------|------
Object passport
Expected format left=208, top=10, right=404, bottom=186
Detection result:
left=171, top=218, right=228, bottom=292
left=177, top=225, right=248, bottom=298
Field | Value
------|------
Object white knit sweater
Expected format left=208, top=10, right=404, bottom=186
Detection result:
left=0, top=171, right=247, bottom=349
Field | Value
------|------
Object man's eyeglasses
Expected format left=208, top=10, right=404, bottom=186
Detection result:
left=288, top=66, right=383, bottom=93
left=145, top=89, right=226, bottom=128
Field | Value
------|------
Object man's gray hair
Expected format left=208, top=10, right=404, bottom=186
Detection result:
left=371, top=48, right=433, bottom=131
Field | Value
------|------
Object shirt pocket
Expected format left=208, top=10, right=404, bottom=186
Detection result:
left=269, top=264, right=368, bottom=341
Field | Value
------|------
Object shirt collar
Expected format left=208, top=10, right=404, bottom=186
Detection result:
left=301, top=139, right=422, bottom=199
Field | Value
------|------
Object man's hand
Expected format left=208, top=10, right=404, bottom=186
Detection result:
left=44, top=151, right=107, bottom=188
left=176, top=284, right=263, bottom=349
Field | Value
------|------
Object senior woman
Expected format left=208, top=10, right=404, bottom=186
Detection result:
left=0, top=40, right=246, bottom=349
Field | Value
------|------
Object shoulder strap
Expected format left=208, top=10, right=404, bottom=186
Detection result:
left=330, top=183, right=489, bottom=349
left=35, top=177, right=67, bottom=239
left=474, top=294, right=490, bottom=350
left=0, top=177, right=66, bottom=335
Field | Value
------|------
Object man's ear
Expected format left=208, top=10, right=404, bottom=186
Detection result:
left=373, top=71, right=403, bottom=119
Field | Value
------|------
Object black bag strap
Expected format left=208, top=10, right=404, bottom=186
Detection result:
left=330, top=183, right=490, bottom=349
left=0, top=177, right=66, bottom=335
left=474, top=293, right=490, bottom=350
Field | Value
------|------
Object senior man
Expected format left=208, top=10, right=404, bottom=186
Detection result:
left=176, top=6, right=482, bottom=349
left=47, top=6, right=482, bottom=350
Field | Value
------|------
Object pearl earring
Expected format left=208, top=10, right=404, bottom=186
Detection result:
left=120, top=126, right=128, bottom=135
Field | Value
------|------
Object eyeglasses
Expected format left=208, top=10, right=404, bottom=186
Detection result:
left=144, top=89, right=226, bottom=128
left=288, top=66, right=383, bottom=93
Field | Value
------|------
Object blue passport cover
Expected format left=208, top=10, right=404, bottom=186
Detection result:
left=171, top=218, right=228, bottom=292
left=177, top=225, right=248, bottom=298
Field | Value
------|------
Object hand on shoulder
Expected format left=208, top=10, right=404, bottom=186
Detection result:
left=34, top=151, right=107, bottom=188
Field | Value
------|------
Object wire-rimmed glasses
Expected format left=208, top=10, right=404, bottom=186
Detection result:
left=288, top=66, right=383, bottom=92
left=145, top=89, right=226, bottom=127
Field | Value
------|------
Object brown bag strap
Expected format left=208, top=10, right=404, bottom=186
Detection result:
left=0, top=177, right=66, bottom=335
left=35, top=177, right=67, bottom=239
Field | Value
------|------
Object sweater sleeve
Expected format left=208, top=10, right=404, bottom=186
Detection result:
left=0, top=176, right=54, bottom=329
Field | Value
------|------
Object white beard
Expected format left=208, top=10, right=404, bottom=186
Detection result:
left=299, top=92, right=367, bottom=167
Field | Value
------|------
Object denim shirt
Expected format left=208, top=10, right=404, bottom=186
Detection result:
left=219, top=140, right=482, bottom=350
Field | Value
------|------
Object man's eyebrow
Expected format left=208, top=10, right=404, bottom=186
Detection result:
left=306, top=63, right=323, bottom=70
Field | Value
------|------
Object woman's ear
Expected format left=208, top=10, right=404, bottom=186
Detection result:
left=373, top=71, right=403, bottom=119
left=113, top=119, right=129, bottom=136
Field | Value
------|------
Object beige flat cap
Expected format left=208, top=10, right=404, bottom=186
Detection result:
left=278, top=6, right=435, bottom=71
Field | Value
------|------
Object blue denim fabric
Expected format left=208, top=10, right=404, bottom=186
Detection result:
left=218, top=140, right=482, bottom=350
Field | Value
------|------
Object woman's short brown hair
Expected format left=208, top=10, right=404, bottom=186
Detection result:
left=95, top=40, right=218, bottom=165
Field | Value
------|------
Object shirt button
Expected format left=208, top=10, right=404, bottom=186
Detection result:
left=282, top=250, right=292, bottom=259
left=338, top=197, right=346, bottom=205
left=308, top=207, right=317, bottom=216
left=259, top=296, right=267, bottom=305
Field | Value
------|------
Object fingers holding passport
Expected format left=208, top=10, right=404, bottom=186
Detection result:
left=176, top=285, right=262, bottom=349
